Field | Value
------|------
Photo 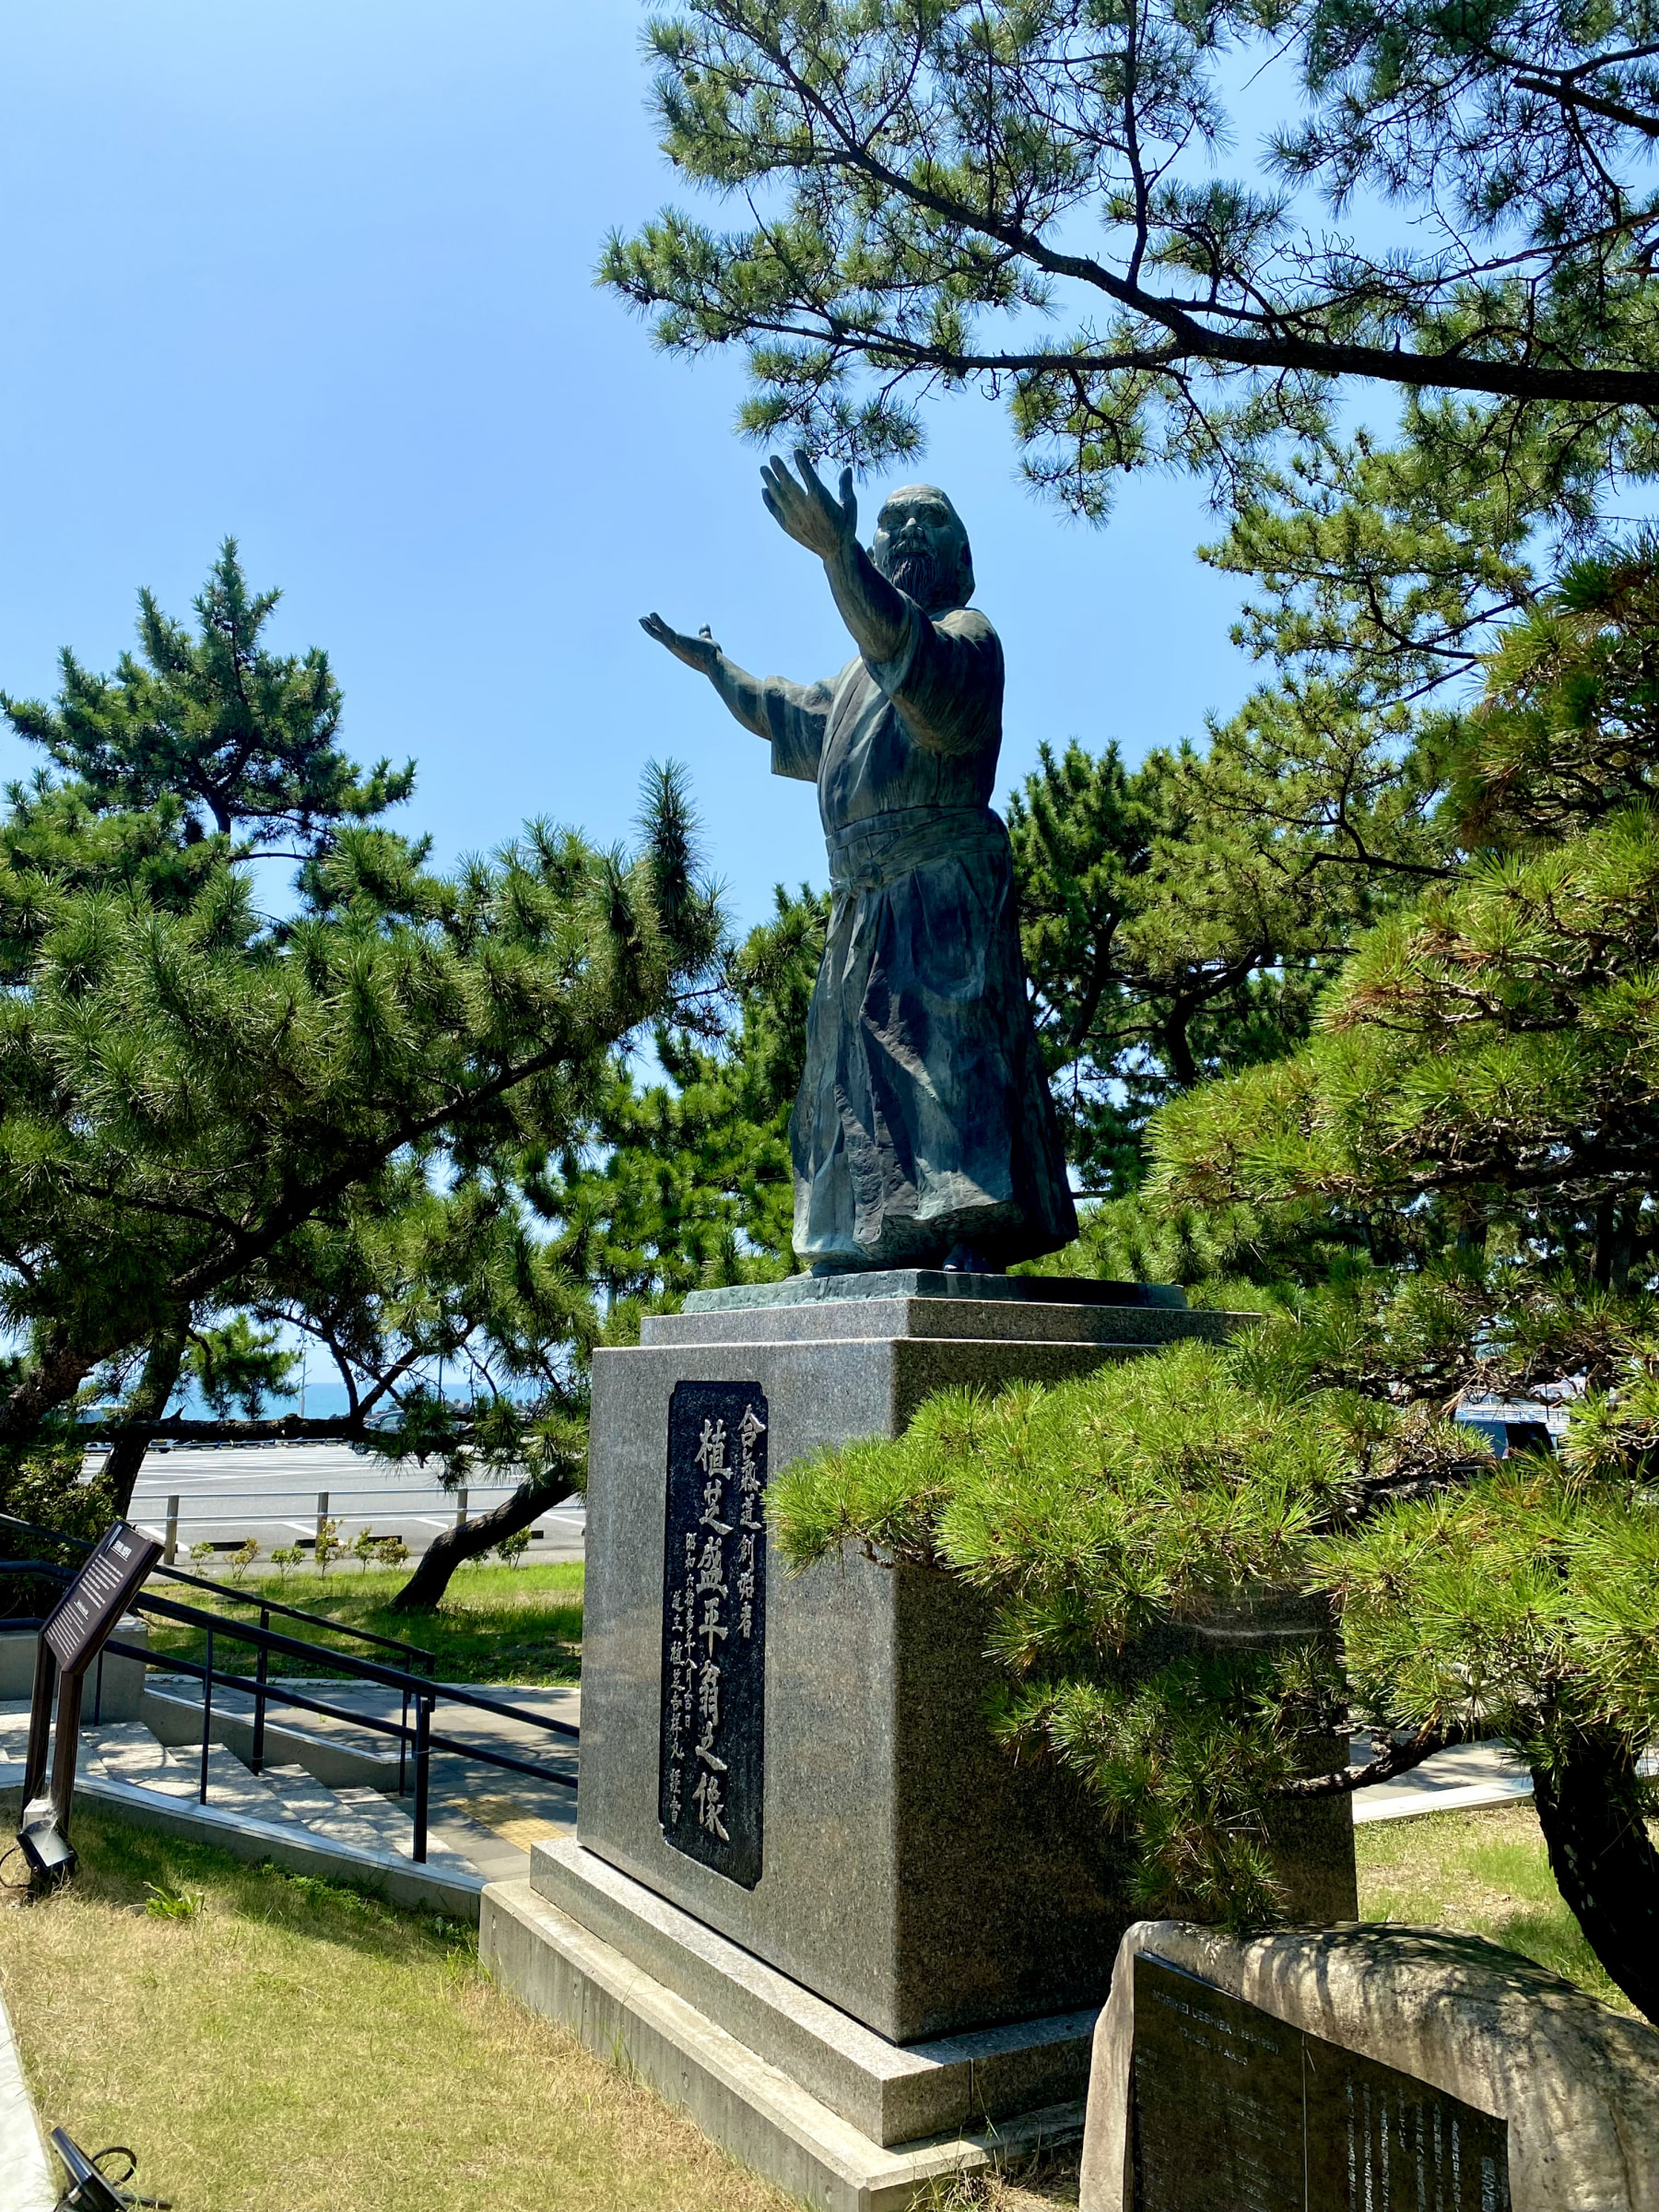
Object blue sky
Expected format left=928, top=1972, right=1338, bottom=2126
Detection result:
left=0, top=0, right=1271, bottom=935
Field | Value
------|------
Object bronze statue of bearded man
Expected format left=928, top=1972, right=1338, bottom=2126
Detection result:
left=643, top=452, right=1076, bottom=1276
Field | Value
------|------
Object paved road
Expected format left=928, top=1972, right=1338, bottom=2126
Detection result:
left=116, top=1443, right=585, bottom=1565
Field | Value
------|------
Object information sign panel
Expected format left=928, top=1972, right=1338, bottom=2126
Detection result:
left=42, top=1522, right=161, bottom=1676
left=658, top=1381, right=768, bottom=1888
left=1132, top=1953, right=1511, bottom=2211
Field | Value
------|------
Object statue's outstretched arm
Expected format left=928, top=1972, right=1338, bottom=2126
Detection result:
left=759, top=453, right=909, bottom=667
left=638, top=614, right=774, bottom=739
left=639, top=612, right=832, bottom=780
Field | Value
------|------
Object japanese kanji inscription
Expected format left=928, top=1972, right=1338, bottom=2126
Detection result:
left=659, top=1380, right=769, bottom=1887
left=1131, top=1955, right=1512, bottom=2211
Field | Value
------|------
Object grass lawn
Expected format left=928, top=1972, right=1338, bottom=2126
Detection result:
left=141, top=1559, right=583, bottom=1685
left=0, top=1809, right=792, bottom=2212
left=1355, top=1797, right=1632, bottom=2012
left=1, top=1802, right=1628, bottom=2212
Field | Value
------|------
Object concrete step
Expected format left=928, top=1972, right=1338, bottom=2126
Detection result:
left=330, top=1783, right=477, bottom=1872
left=252, top=1762, right=406, bottom=1857
left=258, top=1767, right=473, bottom=1874
left=0, top=1706, right=29, bottom=1796
left=88, top=1716, right=490, bottom=1881
left=84, top=1719, right=201, bottom=1797
left=142, top=1677, right=403, bottom=1788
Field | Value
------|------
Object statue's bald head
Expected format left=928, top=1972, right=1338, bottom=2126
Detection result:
left=871, top=484, right=975, bottom=613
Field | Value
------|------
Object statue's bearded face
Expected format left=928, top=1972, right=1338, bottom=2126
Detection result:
left=872, top=488, right=972, bottom=612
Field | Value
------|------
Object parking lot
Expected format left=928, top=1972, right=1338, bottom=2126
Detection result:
left=119, top=1443, right=586, bottom=1564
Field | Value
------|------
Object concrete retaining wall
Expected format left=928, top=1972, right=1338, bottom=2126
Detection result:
left=0, top=1618, right=148, bottom=1719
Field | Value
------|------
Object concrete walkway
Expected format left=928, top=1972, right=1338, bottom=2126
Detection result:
left=0, top=1987, right=53, bottom=2212
left=141, top=1674, right=580, bottom=1876
left=1351, top=1738, right=1535, bottom=1823
left=0, top=1682, right=580, bottom=1920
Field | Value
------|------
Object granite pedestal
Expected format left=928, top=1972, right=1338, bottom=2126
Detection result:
left=482, top=1273, right=1354, bottom=2209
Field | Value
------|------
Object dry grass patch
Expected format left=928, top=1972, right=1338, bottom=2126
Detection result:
left=1356, top=1798, right=1631, bottom=2010
left=917, top=2148, right=1082, bottom=2206
left=0, top=1809, right=790, bottom=2212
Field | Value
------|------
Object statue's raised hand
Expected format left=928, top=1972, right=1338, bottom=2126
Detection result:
left=640, top=612, right=723, bottom=677
left=760, top=450, right=857, bottom=559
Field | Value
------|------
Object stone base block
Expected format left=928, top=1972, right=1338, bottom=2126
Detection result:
left=1079, top=1919, right=1659, bottom=2212
left=481, top=1876, right=1087, bottom=2212
left=582, top=1290, right=1237, bottom=2041
left=529, top=1835, right=1097, bottom=2145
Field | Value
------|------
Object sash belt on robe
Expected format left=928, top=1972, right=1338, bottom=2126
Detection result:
left=792, top=803, right=1078, bottom=1271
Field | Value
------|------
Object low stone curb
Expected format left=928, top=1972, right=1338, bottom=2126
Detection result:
left=0, top=1989, right=53, bottom=2212
left=0, top=1767, right=484, bottom=1922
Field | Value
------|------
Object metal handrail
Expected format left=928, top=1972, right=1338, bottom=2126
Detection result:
left=105, top=1640, right=576, bottom=1794
left=137, top=1591, right=446, bottom=1699
left=1, top=1529, right=578, bottom=1865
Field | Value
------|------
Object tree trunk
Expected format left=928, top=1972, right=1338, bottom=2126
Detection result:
left=1592, top=1196, right=1635, bottom=1293
left=389, top=1467, right=580, bottom=1613
left=102, top=1325, right=188, bottom=1517
left=1162, top=1002, right=1198, bottom=1090
left=0, top=1331, right=96, bottom=1445
left=1531, top=1731, right=1659, bottom=2026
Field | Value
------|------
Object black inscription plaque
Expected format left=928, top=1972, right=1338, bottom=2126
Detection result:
left=43, top=1523, right=161, bottom=1676
left=658, top=1381, right=768, bottom=1888
left=1132, top=1954, right=1511, bottom=2212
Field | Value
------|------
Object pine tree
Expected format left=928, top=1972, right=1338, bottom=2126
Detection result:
left=533, top=886, right=829, bottom=1309
left=0, top=556, right=723, bottom=1568
left=1010, top=738, right=1382, bottom=1190
left=2, top=538, right=412, bottom=847
left=776, top=551, right=1659, bottom=2024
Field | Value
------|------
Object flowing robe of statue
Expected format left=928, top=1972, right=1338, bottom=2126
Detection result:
left=755, top=597, right=1077, bottom=1271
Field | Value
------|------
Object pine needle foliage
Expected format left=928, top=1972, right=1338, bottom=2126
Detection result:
left=1009, top=736, right=1384, bottom=1188
left=775, top=1347, right=1438, bottom=1924
left=0, top=552, right=724, bottom=1535
left=778, top=550, right=1659, bottom=2020
left=532, top=885, right=828, bottom=1311
left=1002, top=416, right=1558, bottom=1189
left=2, top=540, right=412, bottom=848
left=606, top=3, right=1659, bottom=515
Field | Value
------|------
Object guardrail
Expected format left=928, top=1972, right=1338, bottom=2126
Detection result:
left=124, top=1484, right=584, bottom=1564
left=103, top=1605, right=579, bottom=1857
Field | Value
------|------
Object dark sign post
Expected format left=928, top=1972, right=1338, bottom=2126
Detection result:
left=19, top=1522, right=160, bottom=1888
